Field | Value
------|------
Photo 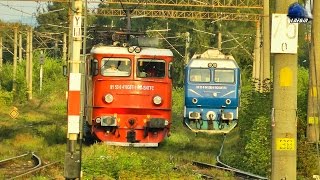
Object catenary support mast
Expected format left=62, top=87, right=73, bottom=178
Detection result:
left=262, top=0, right=270, bottom=92
left=307, top=0, right=320, bottom=143
left=271, top=0, right=298, bottom=179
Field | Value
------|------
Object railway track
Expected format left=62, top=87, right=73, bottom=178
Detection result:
left=191, top=135, right=269, bottom=180
left=0, top=152, right=58, bottom=179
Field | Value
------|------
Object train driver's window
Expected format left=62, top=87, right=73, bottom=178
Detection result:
left=214, top=69, right=235, bottom=83
left=189, top=69, right=210, bottom=83
left=137, top=59, right=165, bottom=78
left=101, top=58, right=131, bottom=77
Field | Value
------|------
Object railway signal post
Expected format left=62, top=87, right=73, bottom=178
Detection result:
left=271, top=1, right=298, bottom=179
left=64, top=0, right=83, bottom=179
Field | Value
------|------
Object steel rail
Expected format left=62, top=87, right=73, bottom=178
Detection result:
left=0, top=152, right=43, bottom=179
left=0, top=152, right=30, bottom=164
left=191, top=135, right=269, bottom=179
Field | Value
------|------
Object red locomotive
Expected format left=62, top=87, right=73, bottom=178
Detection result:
left=84, top=34, right=174, bottom=147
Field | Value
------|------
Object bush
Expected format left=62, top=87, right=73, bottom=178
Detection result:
left=226, top=67, right=312, bottom=178
left=0, top=90, right=13, bottom=105
left=0, top=56, right=67, bottom=104
left=172, top=87, right=184, bottom=116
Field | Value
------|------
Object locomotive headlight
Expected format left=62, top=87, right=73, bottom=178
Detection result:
left=128, top=46, right=135, bottom=53
left=192, top=98, right=198, bottom=104
left=153, top=95, right=162, bottom=105
left=134, top=46, right=141, bottom=53
left=206, top=111, right=216, bottom=120
left=95, top=117, right=101, bottom=123
left=104, top=94, right=114, bottom=103
left=226, top=99, right=231, bottom=105
left=164, top=120, right=169, bottom=126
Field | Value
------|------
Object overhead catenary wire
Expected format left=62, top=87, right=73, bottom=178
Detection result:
left=0, top=1, right=33, bottom=16
left=1, top=45, right=14, bottom=55
left=156, top=31, right=184, bottom=58
left=169, top=20, right=254, bottom=54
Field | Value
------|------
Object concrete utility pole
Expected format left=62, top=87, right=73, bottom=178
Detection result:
left=254, top=20, right=261, bottom=91
left=39, top=52, right=44, bottom=93
left=259, top=20, right=264, bottom=93
left=26, top=29, right=30, bottom=98
left=271, top=1, right=298, bottom=179
left=262, top=0, right=270, bottom=92
left=184, top=32, right=190, bottom=64
left=307, top=0, right=320, bottom=142
left=64, top=0, right=83, bottom=179
left=217, top=31, right=222, bottom=51
left=28, top=27, right=33, bottom=100
left=63, top=32, right=67, bottom=63
left=80, top=0, right=88, bottom=143
left=19, top=32, right=22, bottom=63
left=12, top=27, right=18, bottom=93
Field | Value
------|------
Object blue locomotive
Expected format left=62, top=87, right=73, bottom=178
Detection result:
left=183, top=49, right=240, bottom=134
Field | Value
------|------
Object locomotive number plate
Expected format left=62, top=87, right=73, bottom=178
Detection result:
left=276, top=138, right=295, bottom=151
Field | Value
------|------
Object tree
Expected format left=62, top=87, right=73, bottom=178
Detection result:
left=35, top=2, right=69, bottom=58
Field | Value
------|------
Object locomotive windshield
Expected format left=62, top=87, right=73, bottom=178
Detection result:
left=189, top=68, right=210, bottom=82
left=101, top=58, right=131, bottom=77
left=214, top=69, right=235, bottom=83
left=137, top=59, right=165, bottom=78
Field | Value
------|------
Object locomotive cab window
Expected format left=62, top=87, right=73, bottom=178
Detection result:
left=214, top=69, right=235, bottom=83
left=137, top=59, right=165, bottom=78
left=101, top=58, right=131, bottom=77
left=189, top=68, right=210, bottom=83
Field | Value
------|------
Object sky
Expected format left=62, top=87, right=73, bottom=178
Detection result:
left=0, top=1, right=98, bottom=26
left=0, top=1, right=42, bottom=26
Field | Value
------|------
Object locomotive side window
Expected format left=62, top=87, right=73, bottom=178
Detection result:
left=101, top=58, right=131, bottom=77
left=214, top=69, right=235, bottom=83
left=189, top=68, right=210, bottom=83
left=137, top=59, right=165, bottom=78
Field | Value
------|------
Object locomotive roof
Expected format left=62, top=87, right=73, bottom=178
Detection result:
left=90, top=45, right=173, bottom=56
left=188, top=49, right=239, bottom=68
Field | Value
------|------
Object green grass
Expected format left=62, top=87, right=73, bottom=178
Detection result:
left=0, top=86, right=234, bottom=179
left=0, top=60, right=316, bottom=179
